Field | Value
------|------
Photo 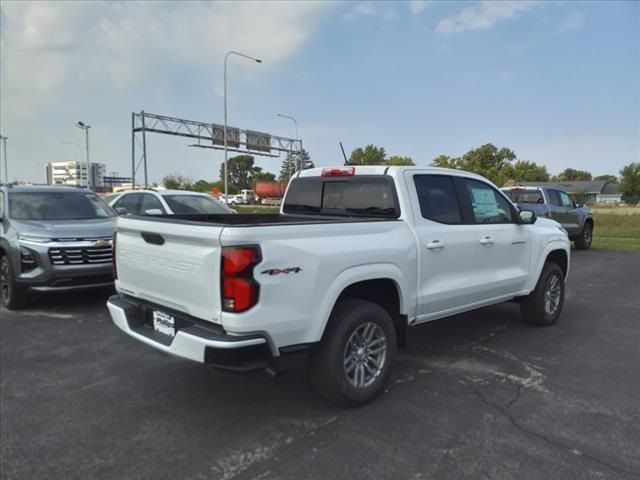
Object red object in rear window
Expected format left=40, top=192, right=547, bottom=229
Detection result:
left=321, top=167, right=355, bottom=177
left=221, top=246, right=261, bottom=313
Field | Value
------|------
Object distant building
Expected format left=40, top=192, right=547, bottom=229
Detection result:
left=45, top=161, right=107, bottom=187
left=520, top=181, right=622, bottom=205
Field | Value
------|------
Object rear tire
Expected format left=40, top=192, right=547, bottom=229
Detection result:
left=520, top=262, right=564, bottom=326
left=308, top=299, right=397, bottom=406
left=0, top=255, right=27, bottom=310
left=574, top=222, right=593, bottom=250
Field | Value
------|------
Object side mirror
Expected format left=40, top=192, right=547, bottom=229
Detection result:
left=144, top=209, right=163, bottom=215
left=518, top=209, right=536, bottom=225
left=115, top=207, right=128, bottom=215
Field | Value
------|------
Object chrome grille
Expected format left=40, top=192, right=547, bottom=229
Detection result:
left=48, top=240, right=113, bottom=265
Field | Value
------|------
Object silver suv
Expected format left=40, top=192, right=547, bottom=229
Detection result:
left=0, top=185, right=117, bottom=309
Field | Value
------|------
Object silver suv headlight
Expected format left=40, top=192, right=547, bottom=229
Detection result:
left=18, top=235, right=52, bottom=244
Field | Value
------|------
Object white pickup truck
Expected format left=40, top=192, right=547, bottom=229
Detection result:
left=107, top=166, right=570, bottom=405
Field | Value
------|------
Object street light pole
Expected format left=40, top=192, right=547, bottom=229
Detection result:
left=0, top=135, right=7, bottom=184
left=277, top=114, right=299, bottom=176
left=224, top=51, right=262, bottom=203
left=75, top=121, right=92, bottom=189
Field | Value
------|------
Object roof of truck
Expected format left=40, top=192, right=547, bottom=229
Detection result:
left=298, top=165, right=490, bottom=183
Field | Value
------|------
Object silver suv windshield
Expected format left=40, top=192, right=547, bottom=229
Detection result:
left=9, top=191, right=116, bottom=220
left=162, top=194, right=232, bottom=214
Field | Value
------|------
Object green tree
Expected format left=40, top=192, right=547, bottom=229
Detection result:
left=511, top=160, right=550, bottom=182
left=162, top=172, right=192, bottom=190
left=191, top=179, right=216, bottom=193
left=594, top=174, right=618, bottom=183
left=554, top=168, right=592, bottom=181
left=254, top=171, right=276, bottom=185
left=431, top=155, right=457, bottom=169
left=387, top=155, right=415, bottom=166
left=349, top=145, right=387, bottom=165
left=280, top=149, right=314, bottom=182
left=619, top=162, right=640, bottom=204
left=430, top=144, right=516, bottom=186
left=219, top=155, right=262, bottom=191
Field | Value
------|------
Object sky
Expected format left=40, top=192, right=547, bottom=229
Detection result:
left=0, top=0, right=639, bottom=185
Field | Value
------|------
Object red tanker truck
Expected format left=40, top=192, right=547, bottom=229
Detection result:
left=255, top=181, right=288, bottom=205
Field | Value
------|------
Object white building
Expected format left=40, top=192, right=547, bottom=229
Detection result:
left=45, top=161, right=106, bottom=187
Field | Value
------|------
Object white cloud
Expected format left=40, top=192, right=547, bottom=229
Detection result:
left=436, top=1, right=541, bottom=34
left=342, top=1, right=377, bottom=21
left=1, top=2, right=331, bottom=102
left=560, top=11, right=585, bottom=32
left=409, top=1, right=428, bottom=16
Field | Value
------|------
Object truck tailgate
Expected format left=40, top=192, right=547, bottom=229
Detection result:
left=115, top=217, right=223, bottom=323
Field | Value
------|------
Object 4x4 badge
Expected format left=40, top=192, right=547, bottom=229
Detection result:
left=261, top=267, right=302, bottom=276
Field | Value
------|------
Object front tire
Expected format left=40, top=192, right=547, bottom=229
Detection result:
left=308, top=299, right=397, bottom=406
left=520, top=262, right=565, bottom=326
left=0, top=255, right=27, bottom=310
left=574, top=222, right=593, bottom=250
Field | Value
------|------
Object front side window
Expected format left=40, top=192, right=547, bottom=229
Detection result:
left=462, top=179, right=514, bottom=224
left=559, top=191, right=574, bottom=208
left=114, top=193, right=143, bottom=215
left=8, top=191, right=115, bottom=220
left=413, top=175, right=462, bottom=224
left=141, top=194, right=165, bottom=214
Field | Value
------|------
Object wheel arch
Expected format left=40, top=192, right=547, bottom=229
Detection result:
left=314, top=264, right=410, bottom=348
left=546, top=249, right=568, bottom=279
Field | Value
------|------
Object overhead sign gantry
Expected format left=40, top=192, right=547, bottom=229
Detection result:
left=131, top=111, right=302, bottom=187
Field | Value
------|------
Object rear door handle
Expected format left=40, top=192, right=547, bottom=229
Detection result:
left=426, top=240, right=445, bottom=250
left=480, top=236, right=494, bottom=245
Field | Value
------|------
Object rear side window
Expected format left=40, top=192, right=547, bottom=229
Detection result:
left=503, top=189, right=543, bottom=204
left=461, top=179, right=514, bottom=224
left=413, top=175, right=462, bottom=224
left=283, top=176, right=398, bottom=218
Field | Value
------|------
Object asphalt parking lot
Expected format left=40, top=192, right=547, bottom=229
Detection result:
left=1, top=249, right=639, bottom=480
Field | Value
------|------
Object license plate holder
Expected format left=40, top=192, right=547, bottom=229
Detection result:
left=152, top=310, right=176, bottom=338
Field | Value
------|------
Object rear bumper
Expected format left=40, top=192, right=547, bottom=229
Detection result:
left=107, top=295, right=274, bottom=371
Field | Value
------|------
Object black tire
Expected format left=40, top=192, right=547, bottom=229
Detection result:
left=574, top=222, right=593, bottom=250
left=0, top=255, right=27, bottom=310
left=308, top=299, right=397, bottom=406
left=520, top=262, right=564, bottom=326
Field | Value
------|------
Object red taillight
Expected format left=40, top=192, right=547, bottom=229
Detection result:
left=321, top=167, right=355, bottom=177
left=112, top=231, right=117, bottom=280
left=221, top=246, right=261, bottom=313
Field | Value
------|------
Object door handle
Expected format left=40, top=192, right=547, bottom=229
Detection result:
left=480, top=236, right=494, bottom=245
left=426, top=240, right=445, bottom=250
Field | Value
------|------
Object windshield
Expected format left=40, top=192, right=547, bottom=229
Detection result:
left=502, top=189, right=544, bottom=204
left=9, top=191, right=116, bottom=220
left=163, top=194, right=232, bottom=214
left=283, top=176, right=399, bottom=218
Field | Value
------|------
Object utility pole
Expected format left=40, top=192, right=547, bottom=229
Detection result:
left=277, top=114, right=299, bottom=177
left=0, top=135, right=7, bottom=184
left=224, top=51, right=262, bottom=203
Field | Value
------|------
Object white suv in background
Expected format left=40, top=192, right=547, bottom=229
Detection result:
left=107, top=189, right=235, bottom=216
